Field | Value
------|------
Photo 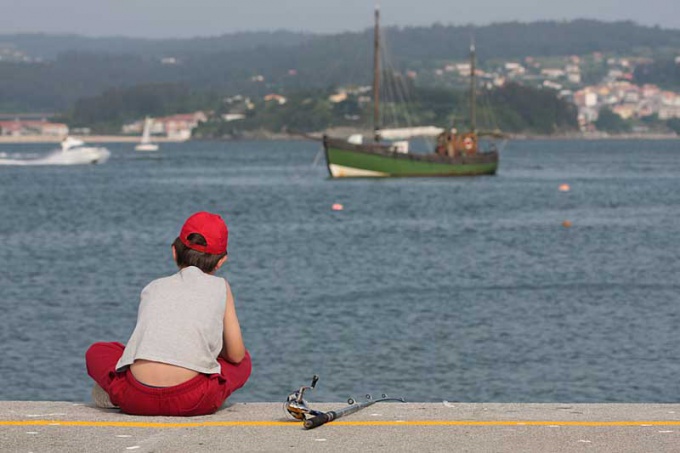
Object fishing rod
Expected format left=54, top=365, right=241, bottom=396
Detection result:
left=303, top=393, right=406, bottom=430
left=284, top=375, right=405, bottom=430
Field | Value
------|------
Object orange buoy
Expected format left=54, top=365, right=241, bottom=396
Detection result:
left=562, top=220, right=572, bottom=228
left=332, top=203, right=344, bottom=211
left=558, top=184, right=570, bottom=192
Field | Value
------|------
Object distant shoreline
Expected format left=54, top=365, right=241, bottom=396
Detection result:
left=508, top=132, right=679, bottom=141
left=0, top=131, right=677, bottom=145
left=0, top=135, right=185, bottom=144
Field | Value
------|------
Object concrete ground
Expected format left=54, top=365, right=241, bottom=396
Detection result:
left=2, top=401, right=680, bottom=452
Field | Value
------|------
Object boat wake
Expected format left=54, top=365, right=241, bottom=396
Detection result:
left=0, top=150, right=109, bottom=166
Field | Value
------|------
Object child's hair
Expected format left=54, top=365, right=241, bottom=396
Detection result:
left=173, top=233, right=227, bottom=273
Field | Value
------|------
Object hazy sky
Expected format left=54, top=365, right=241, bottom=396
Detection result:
left=0, top=0, right=677, bottom=38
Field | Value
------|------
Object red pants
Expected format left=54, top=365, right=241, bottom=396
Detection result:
left=86, top=342, right=251, bottom=416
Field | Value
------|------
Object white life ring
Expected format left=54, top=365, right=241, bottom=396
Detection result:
left=463, top=137, right=474, bottom=150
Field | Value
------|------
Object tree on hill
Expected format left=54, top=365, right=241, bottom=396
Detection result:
left=487, top=83, right=579, bottom=133
left=634, top=59, right=680, bottom=90
left=666, top=118, right=680, bottom=135
left=63, top=83, right=216, bottom=133
left=594, top=108, right=631, bottom=133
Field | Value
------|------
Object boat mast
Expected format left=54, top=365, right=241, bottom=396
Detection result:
left=469, top=39, right=477, bottom=133
left=373, top=5, right=381, bottom=142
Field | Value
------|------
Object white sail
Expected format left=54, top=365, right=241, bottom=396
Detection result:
left=377, top=126, right=444, bottom=140
left=135, top=117, right=159, bottom=151
left=141, top=117, right=152, bottom=143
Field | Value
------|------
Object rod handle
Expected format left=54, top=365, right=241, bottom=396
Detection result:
left=303, top=411, right=335, bottom=429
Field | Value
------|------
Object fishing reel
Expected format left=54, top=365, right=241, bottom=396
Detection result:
left=284, top=375, right=322, bottom=420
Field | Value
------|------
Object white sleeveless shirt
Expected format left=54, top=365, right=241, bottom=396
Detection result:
left=116, top=266, right=227, bottom=374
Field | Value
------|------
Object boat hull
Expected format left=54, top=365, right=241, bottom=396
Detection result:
left=135, top=143, right=159, bottom=152
left=323, top=138, right=498, bottom=178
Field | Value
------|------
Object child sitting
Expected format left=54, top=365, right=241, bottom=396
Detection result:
left=85, top=211, right=251, bottom=416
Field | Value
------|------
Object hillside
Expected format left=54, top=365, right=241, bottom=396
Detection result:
left=2, top=20, right=679, bottom=62
left=0, top=20, right=678, bottom=112
left=0, top=31, right=310, bottom=60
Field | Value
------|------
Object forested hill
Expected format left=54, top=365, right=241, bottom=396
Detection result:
left=0, top=20, right=678, bottom=111
left=3, top=20, right=679, bottom=61
left=0, top=31, right=311, bottom=60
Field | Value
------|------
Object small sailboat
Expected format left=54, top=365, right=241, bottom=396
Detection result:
left=135, top=117, right=159, bottom=152
left=322, top=7, right=500, bottom=178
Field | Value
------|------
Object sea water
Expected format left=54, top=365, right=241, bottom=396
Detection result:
left=1, top=139, right=680, bottom=404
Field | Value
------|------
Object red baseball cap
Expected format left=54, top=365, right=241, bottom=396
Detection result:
left=179, top=211, right=228, bottom=255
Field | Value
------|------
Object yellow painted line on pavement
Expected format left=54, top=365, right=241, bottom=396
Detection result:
left=0, top=420, right=291, bottom=428
left=2, top=420, right=680, bottom=428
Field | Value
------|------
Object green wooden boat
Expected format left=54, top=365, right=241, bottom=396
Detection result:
left=324, top=136, right=498, bottom=177
left=323, top=7, right=500, bottom=178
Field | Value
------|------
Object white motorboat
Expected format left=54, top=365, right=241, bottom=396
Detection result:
left=135, top=117, right=159, bottom=151
left=56, top=137, right=111, bottom=164
left=0, top=137, right=110, bottom=166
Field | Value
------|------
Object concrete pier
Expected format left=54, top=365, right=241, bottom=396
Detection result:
left=2, top=401, right=680, bottom=452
